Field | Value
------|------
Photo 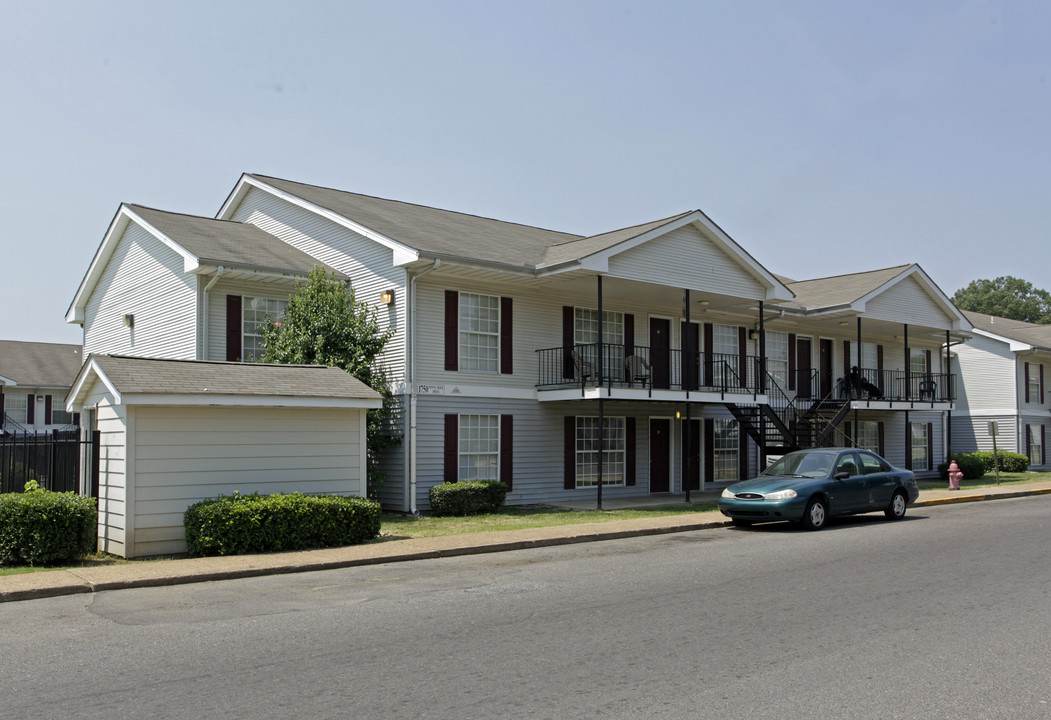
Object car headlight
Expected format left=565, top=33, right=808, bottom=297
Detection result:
left=763, top=489, right=798, bottom=501
left=721, top=488, right=736, bottom=499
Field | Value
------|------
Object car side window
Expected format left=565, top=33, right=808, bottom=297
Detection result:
left=859, top=452, right=889, bottom=474
left=835, top=452, right=862, bottom=477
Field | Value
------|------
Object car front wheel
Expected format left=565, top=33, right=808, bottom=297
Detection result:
left=801, top=497, right=828, bottom=530
left=885, top=490, right=908, bottom=520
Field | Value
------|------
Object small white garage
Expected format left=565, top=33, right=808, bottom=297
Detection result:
left=67, top=354, right=382, bottom=558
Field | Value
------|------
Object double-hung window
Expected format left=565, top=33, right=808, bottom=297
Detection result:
left=1028, top=425, right=1044, bottom=466
left=458, top=415, right=500, bottom=482
left=1027, top=363, right=1043, bottom=405
left=712, top=324, right=739, bottom=387
left=857, top=421, right=880, bottom=454
left=459, top=293, right=501, bottom=372
left=765, top=331, right=788, bottom=390
left=575, top=416, right=625, bottom=487
left=242, top=297, right=288, bottom=361
left=910, top=422, right=929, bottom=471
left=574, top=308, right=624, bottom=377
left=713, top=418, right=739, bottom=481
left=5, top=393, right=27, bottom=424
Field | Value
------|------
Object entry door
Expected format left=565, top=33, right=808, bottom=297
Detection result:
left=650, top=418, right=670, bottom=493
left=819, top=339, right=834, bottom=398
left=682, top=418, right=701, bottom=491
left=680, top=321, right=701, bottom=391
left=650, top=319, right=670, bottom=390
left=796, top=337, right=813, bottom=399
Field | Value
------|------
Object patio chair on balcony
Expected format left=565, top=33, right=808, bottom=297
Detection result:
left=625, top=354, right=651, bottom=388
left=919, top=379, right=936, bottom=401
left=571, top=349, right=595, bottom=385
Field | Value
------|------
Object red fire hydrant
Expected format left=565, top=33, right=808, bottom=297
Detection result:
left=948, top=459, right=962, bottom=491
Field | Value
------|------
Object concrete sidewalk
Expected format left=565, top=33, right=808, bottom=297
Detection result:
left=3, top=481, right=1050, bottom=604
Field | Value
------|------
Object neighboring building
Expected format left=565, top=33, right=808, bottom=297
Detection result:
left=951, top=311, right=1050, bottom=469
left=68, top=173, right=973, bottom=515
left=0, top=340, right=82, bottom=434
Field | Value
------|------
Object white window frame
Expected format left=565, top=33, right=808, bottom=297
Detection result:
left=575, top=416, right=625, bottom=488
left=911, top=422, right=929, bottom=471
left=857, top=421, right=880, bottom=454
left=5, top=392, right=28, bottom=424
left=765, top=330, right=789, bottom=390
left=243, top=296, right=288, bottom=361
left=459, top=292, right=501, bottom=373
left=574, top=307, right=624, bottom=376
left=1027, top=363, right=1042, bottom=405
left=1028, top=425, right=1043, bottom=466
left=713, top=418, right=739, bottom=482
left=458, top=414, right=500, bottom=482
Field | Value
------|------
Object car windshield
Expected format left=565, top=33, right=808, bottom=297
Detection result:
left=763, top=451, right=836, bottom=478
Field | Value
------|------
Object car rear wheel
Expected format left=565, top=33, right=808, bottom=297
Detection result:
left=885, top=490, right=908, bottom=520
left=801, top=497, right=828, bottom=530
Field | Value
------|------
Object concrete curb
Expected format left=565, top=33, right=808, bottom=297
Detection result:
left=3, top=487, right=1049, bottom=603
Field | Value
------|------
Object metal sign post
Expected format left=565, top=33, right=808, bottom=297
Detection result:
left=989, top=421, right=1001, bottom=486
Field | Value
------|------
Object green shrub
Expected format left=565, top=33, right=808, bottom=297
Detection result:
left=0, top=489, right=97, bottom=565
left=972, top=451, right=1029, bottom=473
left=183, top=492, right=381, bottom=557
left=428, top=480, right=508, bottom=517
left=937, top=452, right=986, bottom=481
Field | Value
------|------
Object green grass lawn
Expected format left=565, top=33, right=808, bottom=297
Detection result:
left=917, top=470, right=1051, bottom=490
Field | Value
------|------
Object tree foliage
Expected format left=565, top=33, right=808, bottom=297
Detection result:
left=260, top=267, right=400, bottom=496
left=952, top=276, right=1051, bottom=324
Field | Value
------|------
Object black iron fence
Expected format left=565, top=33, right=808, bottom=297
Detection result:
left=536, top=343, right=763, bottom=394
left=833, top=369, right=955, bottom=403
left=1, top=430, right=98, bottom=494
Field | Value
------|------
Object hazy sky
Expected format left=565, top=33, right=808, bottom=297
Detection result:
left=2, top=0, right=1048, bottom=344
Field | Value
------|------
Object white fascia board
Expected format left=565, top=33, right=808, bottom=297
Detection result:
left=0, top=375, right=16, bottom=386
left=121, top=206, right=201, bottom=272
left=66, top=357, right=122, bottom=411
left=119, top=393, right=382, bottom=409
left=221, top=175, right=420, bottom=267
left=969, top=328, right=1031, bottom=352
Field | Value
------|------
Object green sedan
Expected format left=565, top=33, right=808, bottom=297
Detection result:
left=717, top=447, right=919, bottom=530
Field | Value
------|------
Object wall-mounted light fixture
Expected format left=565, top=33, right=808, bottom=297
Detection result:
left=839, top=321, right=849, bottom=327
left=675, top=410, right=682, bottom=420
left=123, top=314, right=135, bottom=329
left=698, top=300, right=710, bottom=306
left=380, top=289, right=395, bottom=305
left=749, top=331, right=760, bottom=341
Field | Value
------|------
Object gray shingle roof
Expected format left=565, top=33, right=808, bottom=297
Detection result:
left=0, top=341, right=82, bottom=388
left=541, top=212, right=695, bottom=267
left=780, top=265, right=914, bottom=310
left=250, top=175, right=581, bottom=268
left=128, top=205, right=345, bottom=278
left=83, top=355, right=381, bottom=403
left=962, top=310, right=1051, bottom=348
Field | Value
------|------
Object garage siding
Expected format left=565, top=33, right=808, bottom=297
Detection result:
left=130, top=405, right=365, bottom=557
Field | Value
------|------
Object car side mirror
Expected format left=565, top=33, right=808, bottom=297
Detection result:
left=833, top=471, right=850, bottom=480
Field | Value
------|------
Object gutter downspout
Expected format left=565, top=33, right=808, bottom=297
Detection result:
left=408, top=259, right=440, bottom=516
left=201, top=266, right=226, bottom=359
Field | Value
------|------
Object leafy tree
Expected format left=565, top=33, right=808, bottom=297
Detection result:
left=260, top=267, right=400, bottom=496
left=952, top=276, right=1051, bottom=324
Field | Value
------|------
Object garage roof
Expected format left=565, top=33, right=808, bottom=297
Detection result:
left=67, top=355, right=382, bottom=410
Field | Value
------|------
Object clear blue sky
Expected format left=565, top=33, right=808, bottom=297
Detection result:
left=3, top=0, right=1048, bottom=344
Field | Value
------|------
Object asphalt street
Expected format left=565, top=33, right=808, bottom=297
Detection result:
left=2, top=496, right=1050, bottom=720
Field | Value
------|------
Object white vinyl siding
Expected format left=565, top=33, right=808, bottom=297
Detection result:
left=864, top=275, right=955, bottom=329
left=607, top=224, right=767, bottom=300
left=83, top=220, right=197, bottom=360
left=130, top=406, right=366, bottom=557
left=227, top=187, right=407, bottom=376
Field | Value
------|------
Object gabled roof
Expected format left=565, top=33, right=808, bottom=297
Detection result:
left=962, top=311, right=1051, bottom=352
left=67, top=204, right=343, bottom=324
left=0, top=341, right=82, bottom=388
left=67, top=355, right=382, bottom=410
left=775, top=264, right=970, bottom=330
left=223, top=174, right=792, bottom=298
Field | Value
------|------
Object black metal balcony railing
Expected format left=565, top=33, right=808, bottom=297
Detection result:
left=536, top=343, right=763, bottom=395
left=826, top=368, right=955, bottom=404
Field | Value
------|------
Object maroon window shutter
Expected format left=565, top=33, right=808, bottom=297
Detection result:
left=877, top=344, right=884, bottom=374
left=564, top=417, right=576, bottom=490
left=925, top=350, right=933, bottom=378
left=623, top=313, right=635, bottom=381
left=444, top=414, right=458, bottom=483
left=44, top=395, right=53, bottom=425
left=843, top=421, right=852, bottom=445
left=226, top=295, right=242, bottom=362
left=1024, top=363, right=1031, bottom=403
left=877, top=422, right=885, bottom=457
left=788, top=333, right=797, bottom=391
left=27, top=394, right=35, bottom=425
left=905, top=422, right=912, bottom=470
left=1025, top=424, right=1031, bottom=463
left=843, top=340, right=851, bottom=376
left=500, top=414, right=513, bottom=490
left=500, top=297, right=513, bottom=374
left=738, top=327, right=747, bottom=387
left=625, top=417, right=636, bottom=486
left=563, top=306, right=575, bottom=379
left=704, top=323, right=715, bottom=387
left=1041, top=365, right=1045, bottom=404
left=704, top=419, right=715, bottom=483
left=445, top=291, right=459, bottom=372
left=0, top=391, right=5, bottom=420
left=926, top=423, right=933, bottom=471
left=1042, top=425, right=1046, bottom=464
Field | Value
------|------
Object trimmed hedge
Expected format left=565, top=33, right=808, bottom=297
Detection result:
left=429, top=480, right=508, bottom=517
left=972, top=451, right=1029, bottom=473
left=937, top=452, right=986, bottom=481
left=184, top=492, right=381, bottom=557
left=0, top=489, right=97, bottom=565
